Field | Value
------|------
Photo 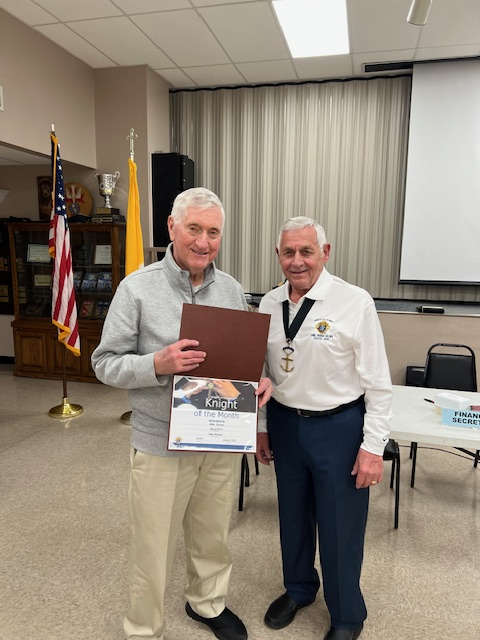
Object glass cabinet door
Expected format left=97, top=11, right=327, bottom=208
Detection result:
left=70, top=226, right=125, bottom=320
left=12, top=225, right=52, bottom=318
left=10, top=222, right=125, bottom=320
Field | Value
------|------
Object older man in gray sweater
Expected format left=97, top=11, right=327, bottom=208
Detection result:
left=92, top=187, right=272, bottom=640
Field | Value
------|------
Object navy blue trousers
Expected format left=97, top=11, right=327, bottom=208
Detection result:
left=267, top=398, right=369, bottom=630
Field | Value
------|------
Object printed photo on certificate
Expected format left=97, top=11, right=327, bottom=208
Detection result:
left=168, top=376, right=258, bottom=453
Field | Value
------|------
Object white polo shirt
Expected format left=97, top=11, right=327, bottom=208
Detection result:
left=258, top=269, right=392, bottom=456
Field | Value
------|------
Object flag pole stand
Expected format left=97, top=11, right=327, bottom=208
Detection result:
left=49, top=397, right=83, bottom=419
left=49, top=349, right=83, bottom=418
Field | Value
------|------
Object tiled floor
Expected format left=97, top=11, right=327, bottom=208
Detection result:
left=0, top=364, right=479, bottom=640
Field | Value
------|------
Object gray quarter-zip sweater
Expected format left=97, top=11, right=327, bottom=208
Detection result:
left=91, top=244, right=247, bottom=456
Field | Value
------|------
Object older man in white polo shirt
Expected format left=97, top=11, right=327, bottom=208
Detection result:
left=256, top=216, right=392, bottom=640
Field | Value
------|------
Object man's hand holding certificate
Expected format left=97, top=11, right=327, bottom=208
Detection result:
left=168, top=304, right=271, bottom=452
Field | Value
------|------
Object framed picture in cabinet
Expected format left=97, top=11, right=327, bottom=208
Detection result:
left=37, top=176, right=52, bottom=221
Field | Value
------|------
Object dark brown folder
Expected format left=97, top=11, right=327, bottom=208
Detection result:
left=179, top=303, right=270, bottom=382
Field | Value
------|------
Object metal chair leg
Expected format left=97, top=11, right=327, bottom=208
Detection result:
left=238, top=454, right=260, bottom=511
left=390, top=457, right=395, bottom=488
left=411, top=442, right=418, bottom=487
left=244, top=454, right=251, bottom=487
left=394, top=451, right=400, bottom=529
left=238, top=454, right=247, bottom=511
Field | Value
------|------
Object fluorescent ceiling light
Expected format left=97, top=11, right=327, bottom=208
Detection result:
left=272, top=0, right=349, bottom=58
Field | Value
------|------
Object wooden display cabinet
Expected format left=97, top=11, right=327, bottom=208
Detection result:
left=8, top=222, right=125, bottom=382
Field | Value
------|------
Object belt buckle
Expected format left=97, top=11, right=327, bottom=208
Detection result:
left=297, top=409, right=310, bottom=417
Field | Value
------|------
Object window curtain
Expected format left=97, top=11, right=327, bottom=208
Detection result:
left=170, top=77, right=480, bottom=302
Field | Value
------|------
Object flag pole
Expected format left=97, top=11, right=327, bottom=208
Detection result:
left=47, top=124, right=83, bottom=419
left=121, top=128, right=142, bottom=425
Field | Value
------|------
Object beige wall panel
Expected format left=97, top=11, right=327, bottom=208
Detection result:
left=0, top=14, right=170, bottom=359
left=379, top=312, right=480, bottom=385
left=0, top=9, right=96, bottom=167
left=0, top=164, right=101, bottom=220
left=146, top=68, right=170, bottom=245
left=94, top=66, right=169, bottom=244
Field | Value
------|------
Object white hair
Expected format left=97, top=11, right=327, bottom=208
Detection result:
left=170, top=187, right=225, bottom=230
left=276, top=216, right=327, bottom=250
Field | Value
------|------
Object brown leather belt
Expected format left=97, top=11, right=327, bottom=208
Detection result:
left=272, top=395, right=364, bottom=418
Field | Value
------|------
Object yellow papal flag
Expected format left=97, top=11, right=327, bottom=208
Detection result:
left=125, top=157, right=144, bottom=276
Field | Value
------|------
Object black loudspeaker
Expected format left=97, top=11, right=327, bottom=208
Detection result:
left=152, top=152, right=195, bottom=248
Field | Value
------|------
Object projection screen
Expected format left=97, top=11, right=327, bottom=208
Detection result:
left=399, top=59, right=480, bottom=285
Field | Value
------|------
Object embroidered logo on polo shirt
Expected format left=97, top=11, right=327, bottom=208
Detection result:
left=315, top=320, right=330, bottom=334
left=311, top=318, right=334, bottom=341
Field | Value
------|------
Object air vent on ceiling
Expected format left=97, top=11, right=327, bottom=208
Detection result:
left=364, top=61, right=414, bottom=73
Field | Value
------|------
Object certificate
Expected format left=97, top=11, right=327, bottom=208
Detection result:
left=168, top=376, right=258, bottom=452
left=94, top=244, right=112, bottom=264
left=167, top=304, right=270, bottom=452
left=27, top=244, right=51, bottom=263
left=34, top=274, right=52, bottom=287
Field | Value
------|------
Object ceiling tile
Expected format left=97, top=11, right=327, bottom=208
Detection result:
left=183, top=64, right=246, bottom=86
left=199, top=3, right=289, bottom=63
left=35, top=0, right=122, bottom=22
left=294, top=56, right=354, bottom=81
left=113, top=0, right=191, bottom=12
left=1, top=0, right=480, bottom=93
left=132, top=10, right=230, bottom=67
left=353, top=50, right=415, bottom=75
left=156, top=67, right=198, bottom=88
left=348, top=0, right=419, bottom=53
left=419, top=1, right=480, bottom=48
left=0, top=0, right=58, bottom=25
left=35, top=24, right=117, bottom=68
left=236, top=60, right=298, bottom=84
left=68, top=17, right=174, bottom=67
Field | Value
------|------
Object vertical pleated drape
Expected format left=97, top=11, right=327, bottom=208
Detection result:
left=171, top=77, right=480, bottom=302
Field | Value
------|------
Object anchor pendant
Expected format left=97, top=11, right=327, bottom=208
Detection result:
left=281, top=345, right=294, bottom=373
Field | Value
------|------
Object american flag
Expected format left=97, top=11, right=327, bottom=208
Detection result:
left=48, top=131, right=80, bottom=355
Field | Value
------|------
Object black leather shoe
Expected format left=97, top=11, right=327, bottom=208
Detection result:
left=264, top=592, right=316, bottom=630
left=324, top=624, right=363, bottom=640
left=185, top=602, right=248, bottom=640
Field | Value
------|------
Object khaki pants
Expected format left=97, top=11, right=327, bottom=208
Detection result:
left=123, top=449, right=239, bottom=639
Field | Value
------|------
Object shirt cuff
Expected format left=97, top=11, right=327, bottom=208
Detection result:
left=257, top=417, right=267, bottom=433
